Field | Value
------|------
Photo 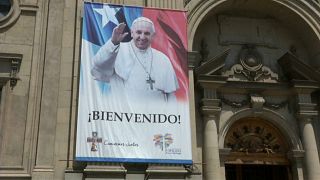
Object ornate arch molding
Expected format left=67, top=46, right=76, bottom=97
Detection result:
left=0, top=0, right=21, bottom=29
left=218, top=108, right=303, bottom=151
left=187, top=0, right=320, bottom=50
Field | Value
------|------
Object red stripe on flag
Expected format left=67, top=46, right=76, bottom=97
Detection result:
left=143, top=9, right=188, bottom=101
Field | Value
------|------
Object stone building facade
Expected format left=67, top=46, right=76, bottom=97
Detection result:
left=0, top=0, right=320, bottom=179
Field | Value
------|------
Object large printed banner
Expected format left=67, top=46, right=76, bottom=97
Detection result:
left=76, top=2, right=191, bottom=164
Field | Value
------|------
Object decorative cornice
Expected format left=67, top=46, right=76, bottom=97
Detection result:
left=218, top=93, right=288, bottom=110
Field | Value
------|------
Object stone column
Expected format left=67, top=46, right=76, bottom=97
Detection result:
left=299, top=117, right=320, bottom=180
left=201, top=98, right=223, bottom=180
left=203, top=115, right=221, bottom=180
left=293, top=81, right=320, bottom=180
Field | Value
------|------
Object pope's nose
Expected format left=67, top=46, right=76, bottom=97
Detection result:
left=139, top=34, right=147, bottom=39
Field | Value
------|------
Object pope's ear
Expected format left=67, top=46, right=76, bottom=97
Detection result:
left=151, top=32, right=156, bottom=39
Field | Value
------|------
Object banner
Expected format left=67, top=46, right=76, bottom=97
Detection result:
left=76, top=2, right=192, bottom=164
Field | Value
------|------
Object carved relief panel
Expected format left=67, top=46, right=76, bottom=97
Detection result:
left=224, top=117, right=289, bottom=164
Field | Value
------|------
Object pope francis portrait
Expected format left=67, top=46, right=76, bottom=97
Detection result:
left=91, top=17, right=179, bottom=106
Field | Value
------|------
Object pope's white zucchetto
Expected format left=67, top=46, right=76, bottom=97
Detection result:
left=131, top=17, right=155, bottom=34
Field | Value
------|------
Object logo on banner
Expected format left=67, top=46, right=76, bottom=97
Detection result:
left=153, top=133, right=173, bottom=151
left=153, top=133, right=181, bottom=154
left=87, top=132, right=103, bottom=151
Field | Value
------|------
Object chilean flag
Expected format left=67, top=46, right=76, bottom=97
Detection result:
left=81, top=2, right=188, bottom=101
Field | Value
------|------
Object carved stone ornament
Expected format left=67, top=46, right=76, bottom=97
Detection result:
left=250, top=95, right=265, bottom=112
left=219, top=93, right=287, bottom=110
left=219, top=94, right=250, bottom=108
left=0, top=53, right=22, bottom=89
left=222, top=46, right=279, bottom=82
left=225, top=118, right=288, bottom=155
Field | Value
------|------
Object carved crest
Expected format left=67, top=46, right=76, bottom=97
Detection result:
left=223, top=45, right=279, bottom=82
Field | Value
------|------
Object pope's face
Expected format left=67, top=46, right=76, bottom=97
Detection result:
left=131, top=21, right=154, bottom=50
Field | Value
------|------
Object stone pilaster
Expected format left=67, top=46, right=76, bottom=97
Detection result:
left=33, top=0, right=64, bottom=179
left=188, top=51, right=201, bottom=177
left=219, top=148, right=231, bottom=180
left=288, top=150, right=305, bottom=180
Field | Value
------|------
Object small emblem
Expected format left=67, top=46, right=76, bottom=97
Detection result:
left=87, top=132, right=102, bottom=151
left=153, top=133, right=173, bottom=151
left=164, top=133, right=173, bottom=148
left=153, top=134, right=164, bottom=150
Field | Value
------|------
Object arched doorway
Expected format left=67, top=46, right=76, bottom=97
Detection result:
left=224, top=117, right=292, bottom=180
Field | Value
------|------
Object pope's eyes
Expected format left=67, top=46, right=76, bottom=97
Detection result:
left=135, top=31, right=150, bottom=36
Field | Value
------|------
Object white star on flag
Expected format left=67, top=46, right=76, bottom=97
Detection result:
left=94, top=5, right=120, bottom=27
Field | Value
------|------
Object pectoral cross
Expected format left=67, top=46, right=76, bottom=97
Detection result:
left=146, top=75, right=155, bottom=90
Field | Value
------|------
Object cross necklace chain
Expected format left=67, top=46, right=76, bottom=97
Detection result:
left=130, top=43, right=155, bottom=90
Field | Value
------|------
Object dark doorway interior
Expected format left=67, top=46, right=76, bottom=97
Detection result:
left=225, top=164, right=291, bottom=180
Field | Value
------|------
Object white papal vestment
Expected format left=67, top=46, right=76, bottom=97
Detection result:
left=91, top=40, right=179, bottom=112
